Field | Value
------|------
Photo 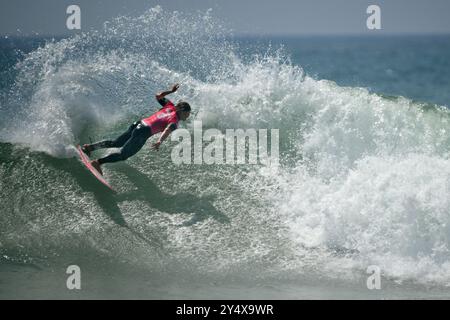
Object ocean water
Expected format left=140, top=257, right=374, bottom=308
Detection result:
left=1, top=7, right=450, bottom=299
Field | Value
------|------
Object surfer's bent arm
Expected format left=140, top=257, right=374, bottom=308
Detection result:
left=152, top=123, right=177, bottom=150
left=155, top=84, right=179, bottom=103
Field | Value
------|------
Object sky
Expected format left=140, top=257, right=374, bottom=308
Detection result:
left=1, top=0, right=450, bottom=36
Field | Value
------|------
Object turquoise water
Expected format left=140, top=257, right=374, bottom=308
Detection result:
left=1, top=8, right=450, bottom=299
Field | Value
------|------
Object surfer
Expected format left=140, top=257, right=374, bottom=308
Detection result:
left=81, top=84, right=191, bottom=175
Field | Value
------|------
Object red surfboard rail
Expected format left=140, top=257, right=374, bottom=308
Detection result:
left=76, top=145, right=115, bottom=192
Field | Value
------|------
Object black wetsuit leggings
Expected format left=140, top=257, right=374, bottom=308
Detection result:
left=90, top=121, right=152, bottom=164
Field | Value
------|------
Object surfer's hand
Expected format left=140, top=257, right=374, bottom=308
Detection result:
left=152, top=141, right=161, bottom=151
left=171, top=84, right=180, bottom=93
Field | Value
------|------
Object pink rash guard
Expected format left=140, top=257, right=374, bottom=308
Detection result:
left=141, top=99, right=179, bottom=134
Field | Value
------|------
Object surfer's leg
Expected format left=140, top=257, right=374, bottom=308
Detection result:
left=110, top=121, right=141, bottom=148
left=97, top=124, right=152, bottom=164
left=83, top=121, right=140, bottom=154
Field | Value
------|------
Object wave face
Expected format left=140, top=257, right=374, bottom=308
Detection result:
left=1, top=7, right=450, bottom=295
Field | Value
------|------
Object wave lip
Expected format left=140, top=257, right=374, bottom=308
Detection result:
left=1, top=6, right=450, bottom=290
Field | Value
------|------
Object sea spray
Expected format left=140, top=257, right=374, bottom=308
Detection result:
left=0, top=7, right=450, bottom=293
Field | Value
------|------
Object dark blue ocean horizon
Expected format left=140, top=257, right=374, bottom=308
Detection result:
left=236, top=34, right=450, bottom=108
left=2, top=9, right=450, bottom=298
left=2, top=33, right=450, bottom=108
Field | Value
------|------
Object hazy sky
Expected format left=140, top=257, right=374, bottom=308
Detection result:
left=1, top=0, right=450, bottom=36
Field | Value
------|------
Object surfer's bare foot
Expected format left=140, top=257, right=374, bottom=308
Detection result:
left=82, top=144, right=93, bottom=156
left=91, top=160, right=103, bottom=175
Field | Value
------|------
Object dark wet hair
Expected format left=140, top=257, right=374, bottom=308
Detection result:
left=176, top=101, right=191, bottom=112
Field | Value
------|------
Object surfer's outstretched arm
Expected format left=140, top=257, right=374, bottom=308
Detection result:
left=155, top=83, right=179, bottom=101
left=152, top=123, right=176, bottom=151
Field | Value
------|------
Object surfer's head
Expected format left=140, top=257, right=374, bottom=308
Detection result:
left=176, top=101, right=191, bottom=121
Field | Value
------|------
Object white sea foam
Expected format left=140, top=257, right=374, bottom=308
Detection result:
left=2, top=6, right=450, bottom=287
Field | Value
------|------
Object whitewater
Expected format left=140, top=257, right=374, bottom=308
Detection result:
left=1, top=7, right=450, bottom=298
